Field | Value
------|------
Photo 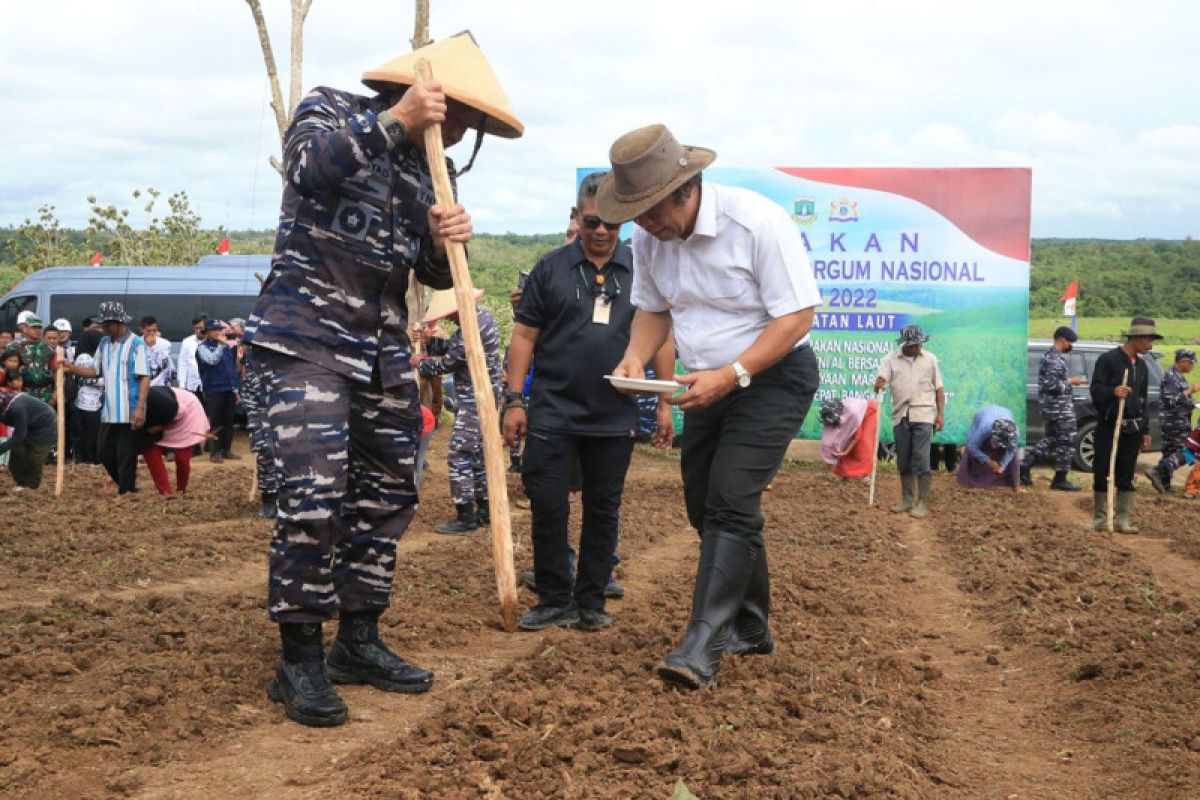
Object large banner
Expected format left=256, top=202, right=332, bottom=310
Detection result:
left=579, top=167, right=1032, bottom=444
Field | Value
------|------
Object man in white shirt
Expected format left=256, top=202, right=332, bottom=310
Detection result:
left=176, top=315, right=207, bottom=394
left=607, top=125, right=821, bottom=690
left=139, top=316, right=176, bottom=387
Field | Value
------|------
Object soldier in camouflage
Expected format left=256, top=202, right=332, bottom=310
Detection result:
left=1020, top=326, right=1088, bottom=491
left=1147, top=348, right=1199, bottom=493
left=240, top=346, right=281, bottom=518
left=414, top=290, right=504, bottom=534
left=242, top=34, right=523, bottom=728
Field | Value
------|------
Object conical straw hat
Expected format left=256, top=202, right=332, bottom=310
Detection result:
left=363, top=32, right=523, bottom=139
left=422, top=288, right=484, bottom=324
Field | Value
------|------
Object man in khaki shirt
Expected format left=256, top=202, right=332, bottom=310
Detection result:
left=873, top=325, right=945, bottom=517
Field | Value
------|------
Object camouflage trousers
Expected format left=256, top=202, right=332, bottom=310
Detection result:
left=448, top=404, right=487, bottom=506
left=258, top=349, right=421, bottom=624
left=1158, top=416, right=1192, bottom=475
left=241, top=349, right=281, bottom=496
left=1022, top=415, right=1077, bottom=473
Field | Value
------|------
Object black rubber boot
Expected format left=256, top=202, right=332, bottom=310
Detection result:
left=258, top=491, right=278, bottom=519
left=266, top=622, right=349, bottom=727
left=1049, top=471, right=1081, bottom=492
left=725, top=546, right=773, bottom=656
left=1019, top=463, right=1033, bottom=487
left=326, top=610, right=434, bottom=693
left=435, top=502, right=477, bottom=535
left=657, top=531, right=755, bottom=689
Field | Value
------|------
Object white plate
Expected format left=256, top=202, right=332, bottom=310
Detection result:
left=604, top=375, right=685, bottom=393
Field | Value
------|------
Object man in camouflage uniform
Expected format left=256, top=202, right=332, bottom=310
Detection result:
left=242, top=34, right=523, bottom=728
left=414, top=290, right=504, bottom=534
left=240, top=347, right=281, bottom=518
left=1020, top=326, right=1087, bottom=491
left=1147, top=348, right=1199, bottom=493
left=15, top=317, right=54, bottom=405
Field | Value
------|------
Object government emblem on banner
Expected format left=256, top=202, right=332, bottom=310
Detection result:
left=792, top=197, right=818, bottom=225
left=829, top=197, right=859, bottom=223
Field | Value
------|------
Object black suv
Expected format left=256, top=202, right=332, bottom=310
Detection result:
left=1025, top=339, right=1165, bottom=472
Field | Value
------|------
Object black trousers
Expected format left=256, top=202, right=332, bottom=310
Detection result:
left=680, top=345, right=819, bottom=540
left=523, top=431, right=634, bottom=611
left=1092, top=422, right=1141, bottom=493
left=98, top=423, right=141, bottom=494
left=75, top=408, right=101, bottom=464
left=204, top=390, right=236, bottom=454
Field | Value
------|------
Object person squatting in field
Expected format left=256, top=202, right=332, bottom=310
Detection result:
left=240, top=34, right=523, bottom=728
left=818, top=396, right=879, bottom=482
left=1146, top=348, right=1199, bottom=494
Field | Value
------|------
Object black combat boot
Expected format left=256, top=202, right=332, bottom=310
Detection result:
left=258, top=491, right=278, bottom=519
left=725, top=546, right=773, bottom=656
left=1049, top=471, right=1081, bottom=492
left=476, top=499, right=490, bottom=527
left=1019, top=463, right=1033, bottom=487
left=435, top=502, right=477, bottom=535
left=657, top=531, right=755, bottom=689
left=326, top=610, right=434, bottom=693
left=1144, top=464, right=1170, bottom=494
left=266, top=622, right=349, bottom=727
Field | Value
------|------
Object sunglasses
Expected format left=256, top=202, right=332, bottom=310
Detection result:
left=581, top=215, right=621, bottom=231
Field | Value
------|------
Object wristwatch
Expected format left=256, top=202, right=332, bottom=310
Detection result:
left=379, top=111, right=408, bottom=148
left=731, top=361, right=752, bottom=389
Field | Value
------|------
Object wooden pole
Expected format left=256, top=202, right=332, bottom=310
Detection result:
left=54, top=347, right=65, bottom=497
left=1107, top=368, right=1129, bottom=534
left=867, top=392, right=884, bottom=507
left=414, top=58, right=518, bottom=632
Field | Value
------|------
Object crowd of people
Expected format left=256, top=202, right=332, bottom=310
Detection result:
left=0, top=303, right=254, bottom=496
left=1, top=34, right=1190, bottom=734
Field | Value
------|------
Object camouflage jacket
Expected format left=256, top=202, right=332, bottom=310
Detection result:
left=244, top=86, right=454, bottom=388
left=418, top=308, right=504, bottom=408
left=1160, top=367, right=1193, bottom=421
left=1036, top=348, right=1075, bottom=421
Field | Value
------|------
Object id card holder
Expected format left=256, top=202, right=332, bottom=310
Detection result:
left=592, top=295, right=611, bottom=325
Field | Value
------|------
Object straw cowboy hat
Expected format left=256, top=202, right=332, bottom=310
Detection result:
left=595, top=124, right=716, bottom=223
left=423, top=288, right=484, bottom=324
left=362, top=32, right=524, bottom=139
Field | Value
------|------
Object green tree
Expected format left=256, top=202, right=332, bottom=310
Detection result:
left=85, top=188, right=225, bottom=266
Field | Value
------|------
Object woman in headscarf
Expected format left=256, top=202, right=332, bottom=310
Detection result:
left=818, top=396, right=879, bottom=480
left=957, top=405, right=1022, bottom=491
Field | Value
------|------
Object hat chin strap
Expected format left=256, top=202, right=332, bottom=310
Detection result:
left=449, top=113, right=488, bottom=179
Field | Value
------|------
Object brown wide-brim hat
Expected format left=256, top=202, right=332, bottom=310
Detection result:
left=362, top=32, right=523, bottom=139
left=423, top=288, right=485, bottom=324
left=595, top=124, right=716, bottom=223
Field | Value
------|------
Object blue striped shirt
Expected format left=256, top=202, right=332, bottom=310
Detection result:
left=95, top=332, right=150, bottom=424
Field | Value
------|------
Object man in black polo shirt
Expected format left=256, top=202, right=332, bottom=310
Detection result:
left=503, top=172, right=674, bottom=631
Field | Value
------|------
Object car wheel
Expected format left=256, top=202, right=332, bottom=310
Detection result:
left=1074, top=420, right=1097, bottom=473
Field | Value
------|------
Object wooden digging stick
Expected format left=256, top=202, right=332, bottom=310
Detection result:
left=414, top=58, right=518, bottom=632
left=1107, top=368, right=1130, bottom=534
left=55, top=346, right=65, bottom=497
left=868, top=391, right=884, bottom=507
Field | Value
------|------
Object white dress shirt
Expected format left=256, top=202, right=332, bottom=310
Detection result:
left=630, top=182, right=822, bottom=371
left=177, top=334, right=202, bottom=391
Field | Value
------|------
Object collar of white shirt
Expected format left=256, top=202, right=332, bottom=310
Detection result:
left=690, top=184, right=718, bottom=240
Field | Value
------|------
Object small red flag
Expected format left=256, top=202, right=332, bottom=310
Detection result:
left=217, top=237, right=231, bottom=255
left=90, top=252, right=102, bottom=266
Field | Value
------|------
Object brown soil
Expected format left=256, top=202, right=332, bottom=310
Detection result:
left=3, top=445, right=1200, bottom=799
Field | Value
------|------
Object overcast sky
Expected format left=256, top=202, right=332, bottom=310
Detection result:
left=2, top=1, right=1197, bottom=239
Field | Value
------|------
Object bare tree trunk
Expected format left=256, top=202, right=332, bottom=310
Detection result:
left=411, top=0, right=431, bottom=49
left=245, top=0, right=288, bottom=148
left=289, top=0, right=313, bottom=117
